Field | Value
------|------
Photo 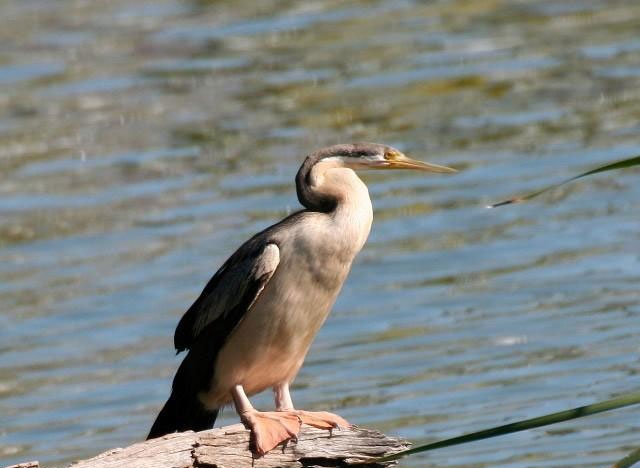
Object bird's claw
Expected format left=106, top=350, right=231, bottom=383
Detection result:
left=294, top=410, right=351, bottom=432
left=240, top=410, right=302, bottom=457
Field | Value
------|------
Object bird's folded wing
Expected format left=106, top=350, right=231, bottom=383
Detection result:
left=173, top=243, right=280, bottom=352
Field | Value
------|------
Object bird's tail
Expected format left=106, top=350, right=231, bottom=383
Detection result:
left=147, top=389, right=219, bottom=439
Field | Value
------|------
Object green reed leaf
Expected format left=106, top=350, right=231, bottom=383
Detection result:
left=611, top=447, right=640, bottom=468
left=489, top=154, right=640, bottom=208
left=367, top=391, right=640, bottom=464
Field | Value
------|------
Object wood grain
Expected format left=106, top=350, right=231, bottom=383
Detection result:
left=6, top=424, right=409, bottom=468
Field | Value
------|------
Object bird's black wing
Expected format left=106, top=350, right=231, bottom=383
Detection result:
left=173, top=242, right=280, bottom=353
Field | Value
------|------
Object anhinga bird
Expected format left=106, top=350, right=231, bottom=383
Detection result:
left=147, top=143, right=455, bottom=455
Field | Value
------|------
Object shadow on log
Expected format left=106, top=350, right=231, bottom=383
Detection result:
left=6, top=424, right=410, bottom=468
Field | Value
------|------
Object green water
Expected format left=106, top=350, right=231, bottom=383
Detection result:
left=1, top=1, right=639, bottom=466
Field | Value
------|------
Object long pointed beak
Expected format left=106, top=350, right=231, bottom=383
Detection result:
left=382, top=150, right=457, bottom=173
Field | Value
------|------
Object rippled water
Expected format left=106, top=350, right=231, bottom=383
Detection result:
left=1, top=1, right=639, bottom=467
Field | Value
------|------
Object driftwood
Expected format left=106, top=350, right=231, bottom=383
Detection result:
left=6, top=424, right=409, bottom=468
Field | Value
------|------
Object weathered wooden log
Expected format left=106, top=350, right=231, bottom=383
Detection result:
left=5, top=424, right=409, bottom=468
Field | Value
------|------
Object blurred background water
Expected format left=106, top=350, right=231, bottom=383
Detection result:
left=1, top=1, right=639, bottom=467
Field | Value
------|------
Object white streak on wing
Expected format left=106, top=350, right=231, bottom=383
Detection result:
left=192, top=244, right=280, bottom=339
left=256, top=244, right=280, bottom=278
left=246, top=244, right=280, bottom=311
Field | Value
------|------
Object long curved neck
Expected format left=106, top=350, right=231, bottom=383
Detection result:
left=296, top=155, right=339, bottom=212
left=296, top=157, right=373, bottom=250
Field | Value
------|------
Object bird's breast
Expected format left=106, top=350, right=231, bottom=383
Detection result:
left=204, top=236, right=355, bottom=403
left=202, top=205, right=372, bottom=406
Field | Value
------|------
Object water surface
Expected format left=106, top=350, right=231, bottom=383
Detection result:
left=1, top=1, right=639, bottom=467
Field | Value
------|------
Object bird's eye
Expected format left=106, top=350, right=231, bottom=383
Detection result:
left=384, top=149, right=400, bottom=161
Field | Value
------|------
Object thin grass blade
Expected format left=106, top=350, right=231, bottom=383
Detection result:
left=611, top=448, right=640, bottom=468
left=368, top=391, right=640, bottom=463
left=489, top=154, right=640, bottom=208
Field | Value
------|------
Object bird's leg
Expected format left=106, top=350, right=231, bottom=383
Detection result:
left=232, top=384, right=301, bottom=456
left=274, top=383, right=350, bottom=432
left=274, top=382, right=294, bottom=411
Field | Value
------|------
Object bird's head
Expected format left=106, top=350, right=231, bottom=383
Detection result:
left=297, top=143, right=456, bottom=211
left=308, top=142, right=456, bottom=173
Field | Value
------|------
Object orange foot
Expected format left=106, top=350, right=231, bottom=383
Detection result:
left=295, top=410, right=350, bottom=431
left=240, top=410, right=302, bottom=456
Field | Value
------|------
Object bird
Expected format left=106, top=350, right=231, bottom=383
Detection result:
left=147, top=142, right=455, bottom=455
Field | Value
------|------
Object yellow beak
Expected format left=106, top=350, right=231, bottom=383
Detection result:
left=382, top=149, right=457, bottom=173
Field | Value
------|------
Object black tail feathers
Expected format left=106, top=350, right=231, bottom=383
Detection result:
left=147, top=391, right=219, bottom=440
left=149, top=325, right=224, bottom=440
